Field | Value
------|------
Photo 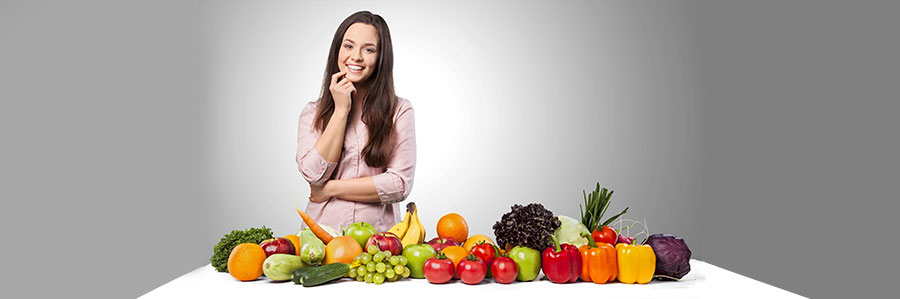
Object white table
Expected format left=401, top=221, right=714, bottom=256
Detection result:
left=141, top=259, right=805, bottom=298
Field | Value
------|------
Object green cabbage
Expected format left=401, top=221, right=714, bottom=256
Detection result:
left=554, top=215, right=591, bottom=247
left=319, top=224, right=341, bottom=238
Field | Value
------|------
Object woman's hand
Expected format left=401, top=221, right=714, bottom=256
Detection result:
left=309, top=182, right=332, bottom=203
left=329, top=70, right=354, bottom=111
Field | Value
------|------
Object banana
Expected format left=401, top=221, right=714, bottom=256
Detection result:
left=401, top=202, right=426, bottom=247
left=401, top=210, right=422, bottom=247
left=388, top=208, right=411, bottom=239
left=415, top=207, right=426, bottom=242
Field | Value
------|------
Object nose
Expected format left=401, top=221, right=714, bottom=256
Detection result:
left=349, top=49, right=362, bottom=62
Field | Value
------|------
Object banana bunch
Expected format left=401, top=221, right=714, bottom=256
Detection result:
left=388, top=202, right=426, bottom=247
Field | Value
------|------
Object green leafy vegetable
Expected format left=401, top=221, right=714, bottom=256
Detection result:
left=210, top=226, right=274, bottom=272
left=579, top=183, right=628, bottom=231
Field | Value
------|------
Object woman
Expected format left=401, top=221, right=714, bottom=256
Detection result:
left=297, top=11, right=415, bottom=232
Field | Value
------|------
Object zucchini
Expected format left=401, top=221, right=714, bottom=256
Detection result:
left=263, top=254, right=306, bottom=281
left=298, top=229, right=325, bottom=265
left=296, top=263, right=349, bottom=287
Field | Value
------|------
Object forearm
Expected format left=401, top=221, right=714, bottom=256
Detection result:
left=323, top=176, right=381, bottom=203
left=314, top=107, right=349, bottom=162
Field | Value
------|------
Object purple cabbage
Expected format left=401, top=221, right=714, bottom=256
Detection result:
left=644, top=233, right=692, bottom=279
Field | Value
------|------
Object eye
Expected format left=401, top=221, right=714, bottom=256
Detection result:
left=343, top=44, right=353, bottom=50
left=365, top=47, right=376, bottom=54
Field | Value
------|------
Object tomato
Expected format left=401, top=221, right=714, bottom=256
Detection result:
left=423, top=255, right=455, bottom=284
left=470, top=242, right=496, bottom=276
left=457, top=254, right=486, bottom=285
left=592, top=226, right=617, bottom=245
left=490, top=256, right=518, bottom=284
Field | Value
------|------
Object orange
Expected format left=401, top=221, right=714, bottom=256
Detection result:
left=325, top=236, right=362, bottom=265
left=441, top=245, right=469, bottom=268
left=436, top=213, right=469, bottom=244
left=283, top=235, right=301, bottom=255
left=462, top=234, right=494, bottom=252
left=227, top=243, right=266, bottom=281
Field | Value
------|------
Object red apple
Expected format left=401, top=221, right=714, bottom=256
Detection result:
left=366, top=232, right=403, bottom=256
left=426, top=236, right=460, bottom=253
left=260, top=237, right=296, bottom=257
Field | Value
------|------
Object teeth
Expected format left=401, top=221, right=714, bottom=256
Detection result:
left=347, top=65, right=363, bottom=70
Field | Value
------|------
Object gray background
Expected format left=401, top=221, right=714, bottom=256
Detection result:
left=2, top=0, right=897, bottom=298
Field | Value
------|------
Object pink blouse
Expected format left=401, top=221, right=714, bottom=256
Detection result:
left=296, top=97, right=416, bottom=232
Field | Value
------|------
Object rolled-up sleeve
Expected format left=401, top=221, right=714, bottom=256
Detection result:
left=372, top=101, right=416, bottom=204
left=297, top=102, right=338, bottom=185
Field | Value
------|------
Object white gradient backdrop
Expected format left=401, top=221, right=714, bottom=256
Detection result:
left=203, top=0, right=700, bottom=253
left=8, top=1, right=896, bottom=298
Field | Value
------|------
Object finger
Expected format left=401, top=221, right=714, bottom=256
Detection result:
left=338, top=77, right=350, bottom=87
left=331, top=70, right=347, bottom=86
left=343, top=83, right=355, bottom=96
left=340, top=81, right=355, bottom=91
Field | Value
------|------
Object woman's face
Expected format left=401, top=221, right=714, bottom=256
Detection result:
left=338, top=22, right=379, bottom=83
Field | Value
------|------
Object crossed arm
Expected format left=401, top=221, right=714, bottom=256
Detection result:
left=296, top=100, right=416, bottom=205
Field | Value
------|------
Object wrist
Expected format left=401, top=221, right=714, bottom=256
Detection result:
left=333, top=105, right=350, bottom=116
left=324, top=180, right=340, bottom=198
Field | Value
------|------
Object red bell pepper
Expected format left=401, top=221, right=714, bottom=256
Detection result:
left=560, top=243, right=581, bottom=283
left=541, top=235, right=579, bottom=283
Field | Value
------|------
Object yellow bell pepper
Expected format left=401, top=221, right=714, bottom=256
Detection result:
left=615, top=243, right=655, bottom=284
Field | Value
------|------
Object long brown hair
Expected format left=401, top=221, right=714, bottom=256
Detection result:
left=314, top=11, right=396, bottom=168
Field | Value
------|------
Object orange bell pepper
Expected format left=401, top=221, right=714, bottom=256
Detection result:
left=577, top=233, right=617, bottom=283
left=615, top=243, right=656, bottom=284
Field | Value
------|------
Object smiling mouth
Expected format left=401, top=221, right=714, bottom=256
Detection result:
left=347, top=64, right=364, bottom=73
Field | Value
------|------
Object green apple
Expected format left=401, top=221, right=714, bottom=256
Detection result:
left=345, top=222, right=376, bottom=249
left=402, top=244, right=436, bottom=279
left=509, top=246, right=541, bottom=281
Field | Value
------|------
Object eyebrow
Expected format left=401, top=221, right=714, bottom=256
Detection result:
left=344, top=39, right=377, bottom=47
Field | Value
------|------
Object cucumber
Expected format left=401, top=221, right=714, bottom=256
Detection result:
left=296, top=263, right=350, bottom=287
left=262, top=254, right=307, bottom=281
left=291, top=266, right=316, bottom=284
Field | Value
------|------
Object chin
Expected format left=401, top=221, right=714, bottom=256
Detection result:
left=349, top=74, right=371, bottom=83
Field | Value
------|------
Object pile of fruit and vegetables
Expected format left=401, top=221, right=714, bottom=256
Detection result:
left=210, top=182, right=692, bottom=286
